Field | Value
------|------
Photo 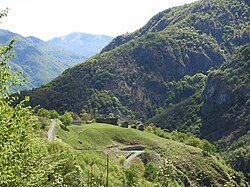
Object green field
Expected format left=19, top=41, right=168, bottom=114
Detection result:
left=57, top=123, right=241, bottom=186
left=58, top=123, right=185, bottom=149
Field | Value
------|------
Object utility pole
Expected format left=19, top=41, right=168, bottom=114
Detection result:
left=87, top=168, right=90, bottom=187
left=90, top=164, right=93, bottom=187
left=106, top=154, right=109, bottom=187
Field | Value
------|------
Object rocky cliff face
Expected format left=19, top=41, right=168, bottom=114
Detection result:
left=201, top=44, right=250, bottom=142
left=202, top=44, right=250, bottom=181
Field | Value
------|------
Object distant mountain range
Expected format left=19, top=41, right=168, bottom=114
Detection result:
left=47, top=32, right=113, bottom=58
left=0, top=29, right=113, bottom=90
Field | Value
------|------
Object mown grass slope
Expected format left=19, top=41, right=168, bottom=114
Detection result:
left=57, top=123, right=245, bottom=186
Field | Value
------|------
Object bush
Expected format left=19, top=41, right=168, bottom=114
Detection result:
left=125, top=164, right=139, bottom=186
left=144, top=162, right=158, bottom=182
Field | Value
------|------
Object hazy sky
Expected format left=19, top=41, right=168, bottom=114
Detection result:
left=0, top=0, right=198, bottom=41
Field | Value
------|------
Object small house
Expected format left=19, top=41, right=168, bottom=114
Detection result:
left=121, top=121, right=129, bottom=128
left=131, top=125, right=137, bottom=129
left=96, top=118, right=118, bottom=125
left=72, top=120, right=82, bottom=125
left=138, top=124, right=144, bottom=131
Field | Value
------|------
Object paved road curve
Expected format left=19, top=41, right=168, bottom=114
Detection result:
left=76, top=148, right=144, bottom=168
left=48, top=119, right=56, bottom=142
left=123, top=151, right=144, bottom=168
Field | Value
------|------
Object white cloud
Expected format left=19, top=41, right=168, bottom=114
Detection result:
left=0, top=0, right=198, bottom=40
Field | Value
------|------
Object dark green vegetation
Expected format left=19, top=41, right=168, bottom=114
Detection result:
left=47, top=32, right=113, bottom=58
left=149, top=44, right=250, bottom=181
left=18, top=0, right=250, bottom=180
left=0, top=29, right=87, bottom=90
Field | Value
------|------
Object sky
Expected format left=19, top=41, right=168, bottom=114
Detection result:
left=0, top=0, right=198, bottom=41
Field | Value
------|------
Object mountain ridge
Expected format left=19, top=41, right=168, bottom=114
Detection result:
left=47, top=32, right=113, bottom=58
left=0, top=29, right=88, bottom=90
left=21, top=0, right=249, bottom=117
left=0, top=29, right=113, bottom=90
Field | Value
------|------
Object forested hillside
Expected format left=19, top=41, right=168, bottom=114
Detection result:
left=21, top=0, right=249, bottom=119
left=148, top=44, right=250, bottom=180
left=0, top=29, right=87, bottom=90
left=149, top=44, right=249, bottom=140
left=102, top=0, right=249, bottom=54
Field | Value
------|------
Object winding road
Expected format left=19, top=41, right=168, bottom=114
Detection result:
left=123, top=151, right=144, bottom=168
left=48, top=119, right=56, bottom=142
left=76, top=146, right=145, bottom=168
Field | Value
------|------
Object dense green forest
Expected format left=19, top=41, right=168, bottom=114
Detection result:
left=1, top=0, right=250, bottom=186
